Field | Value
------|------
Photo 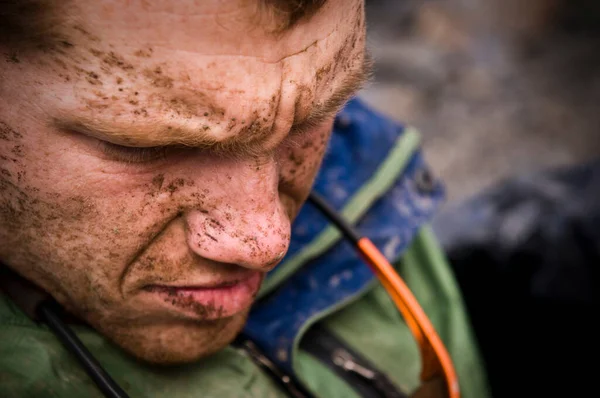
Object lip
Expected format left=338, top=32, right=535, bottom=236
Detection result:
left=142, top=272, right=263, bottom=320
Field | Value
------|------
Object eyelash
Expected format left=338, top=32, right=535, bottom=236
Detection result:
left=94, top=118, right=326, bottom=164
left=99, top=141, right=170, bottom=164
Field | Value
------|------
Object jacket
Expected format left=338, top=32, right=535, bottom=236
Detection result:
left=0, top=98, right=490, bottom=398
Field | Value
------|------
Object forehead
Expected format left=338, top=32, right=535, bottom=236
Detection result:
left=30, top=0, right=366, bottom=148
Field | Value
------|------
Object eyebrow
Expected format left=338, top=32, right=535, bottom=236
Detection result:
left=290, top=53, right=373, bottom=133
left=58, top=53, right=373, bottom=154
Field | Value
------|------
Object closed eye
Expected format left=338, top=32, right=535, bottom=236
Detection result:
left=98, top=141, right=171, bottom=164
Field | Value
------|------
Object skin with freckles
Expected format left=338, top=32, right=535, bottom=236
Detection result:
left=0, top=0, right=367, bottom=364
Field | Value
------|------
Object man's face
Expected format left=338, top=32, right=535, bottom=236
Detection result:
left=0, top=0, right=366, bottom=363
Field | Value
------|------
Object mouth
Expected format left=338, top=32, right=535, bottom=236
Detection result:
left=142, top=271, right=263, bottom=320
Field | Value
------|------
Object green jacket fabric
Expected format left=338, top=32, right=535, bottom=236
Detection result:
left=0, top=226, right=490, bottom=398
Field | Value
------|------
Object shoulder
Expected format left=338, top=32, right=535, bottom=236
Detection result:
left=0, top=301, right=287, bottom=398
left=0, top=329, right=97, bottom=397
left=0, top=296, right=101, bottom=397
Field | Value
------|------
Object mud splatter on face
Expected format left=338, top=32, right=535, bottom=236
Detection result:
left=143, top=66, right=174, bottom=89
left=0, top=0, right=366, bottom=365
left=152, top=174, right=164, bottom=190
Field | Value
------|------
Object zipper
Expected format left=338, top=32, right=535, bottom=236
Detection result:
left=233, top=335, right=317, bottom=398
left=332, top=348, right=378, bottom=380
left=300, top=324, right=408, bottom=398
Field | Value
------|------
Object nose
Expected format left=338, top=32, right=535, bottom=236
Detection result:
left=184, top=158, right=291, bottom=271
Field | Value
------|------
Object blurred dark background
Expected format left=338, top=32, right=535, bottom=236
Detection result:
left=362, top=0, right=600, bottom=205
left=362, top=1, right=600, bottom=396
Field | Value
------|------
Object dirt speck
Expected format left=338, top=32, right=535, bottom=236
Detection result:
left=85, top=71, right=102, bottom=85
left=166, top=178, right=185, bottom=194
left=5, top=52, right=20, bottom=63
left=134, top=48, right=154, bottom=58
left=152, top=174, right=164, bottom=190
left=144, top=66, right=173, bottom=88
left=0, top=121, right=23, bottom=141
left=205, top=233, right=218, bottom=242
left=102, top=51, right=134, bottom=71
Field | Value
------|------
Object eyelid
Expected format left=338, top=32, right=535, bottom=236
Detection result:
left=98, top=140, right=170, bottom=164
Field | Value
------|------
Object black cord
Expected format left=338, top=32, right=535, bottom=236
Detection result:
left=307, top=192, right=361, bottom=244
left=36, top=300, right=130, bottom=398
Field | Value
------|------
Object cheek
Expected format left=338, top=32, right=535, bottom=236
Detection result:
left=0, top=126, right=186, bottom=305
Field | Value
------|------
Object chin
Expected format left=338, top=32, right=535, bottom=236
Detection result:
left=93, top=310, right=250, bottom=365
